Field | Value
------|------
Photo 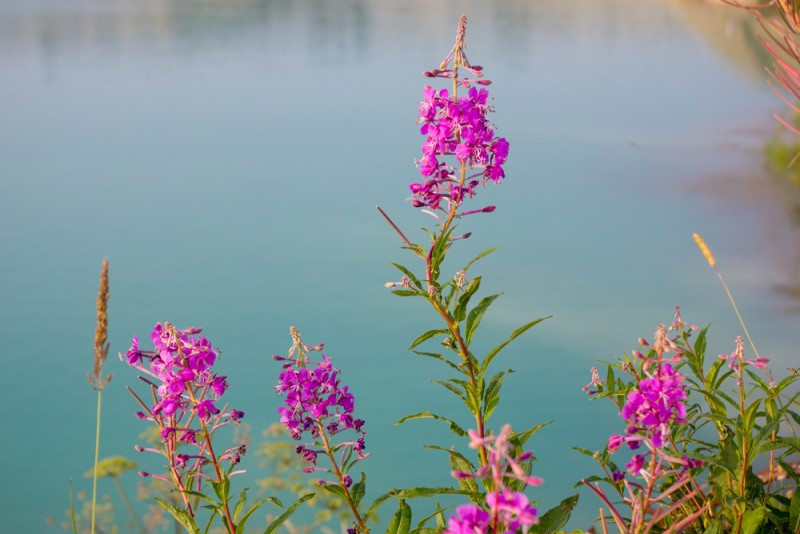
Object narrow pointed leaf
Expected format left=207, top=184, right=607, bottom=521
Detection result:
left=155, top=498, right=201, bottom=534
left=432, top=380, right=466, bottom=401
left=531, top=494, right=579, bottom=534
left=235, top=497, right=277, bottom=534
left=464, top=247, right=499, bottom=272
left=395, top=411, right=466, bottom=436
left=385, top=500, right=412, bottom=534
left=464, top=294, right=500, bottom=346
left=413, top=351, right=462, bottom=372
left=453, top=277, right=481, bottom=322
left=351, top=472, right=367, bottom=508
left=482, top=317, right=549, bottom=374
left=263, top=493, right=314, bottom=534
left=391, top=263, right=423, bottom=289
left=484, top=369, right=513, bottom=421
left=409, top=329, right=449, bottom=350
left=740, top=506, right=766, bottom=534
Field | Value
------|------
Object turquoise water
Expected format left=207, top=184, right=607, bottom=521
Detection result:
left=2, top=0, right=799, bottom=531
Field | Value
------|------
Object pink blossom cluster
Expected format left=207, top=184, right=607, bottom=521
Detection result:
left=274, top=349, right=367, bottom=476
left=446, top=425, right=541, bottom=534
left=410, top=85, right=509, bottom=212
left=606, top=324, right=698, bottom=477
left=123, top=324, right=245, bottom=483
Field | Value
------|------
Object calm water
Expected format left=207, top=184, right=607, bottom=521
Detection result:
left=2, top=0, right=799, bottom=531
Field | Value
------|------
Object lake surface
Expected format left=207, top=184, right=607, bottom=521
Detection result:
left=2, top=0, right=799, bottom=531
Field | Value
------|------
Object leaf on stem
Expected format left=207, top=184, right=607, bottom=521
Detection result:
left=263, top=493, right=314, bottom=534
left=409, top=329, right=449, bottom=350
left=351, top=472, right=367, bottom=508
left=530, top=494, right=579, bottom=534
left=464, top=294, right=500, bottom=346
left=385, top=499, right=412, bottom=534
left=155, top=498, right=201, bottom=534
left=453, top=277, right=481, bottom=322
left=483, top=369, right=513, bottom=421
left=234, top=496, right=279, bottom=534
left=463, top=247, right=499, bottom=272
left=395, top=411, right=467, bottom=437
left=481, top=317, right=549, bottom=375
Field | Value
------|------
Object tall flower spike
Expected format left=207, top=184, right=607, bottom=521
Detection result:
left=411, top=24, right=508, bottom=213
left=90, top=258, right=111, bottom=389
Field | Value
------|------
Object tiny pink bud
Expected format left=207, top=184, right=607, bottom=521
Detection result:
left=476, top=79, right=492, bottom=86
left=482, top=206, right=496, bottom=213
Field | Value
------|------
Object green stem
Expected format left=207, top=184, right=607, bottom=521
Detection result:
left=315, top=420, right=369, bottom=533
left=715, top=268, right=761, bottom=360
left=91, top=387, right=102, bottom=534
left=111, top=476, right=146, bottom=534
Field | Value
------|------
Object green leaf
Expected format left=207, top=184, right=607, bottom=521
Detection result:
left=395, top=411, right=467, bottom=436
left=211, top=477, right=230, bottom=504
left=409, top=329, right=449, bottom=350
left=391, top=263, right=423, bottom=289
left=432, top=379, right=466, bottom=402
left=530, top=494, right=579, bottom=534
left=319, top=482, right=348, bottom=500
left=782, top=436, right=800, bottom=454
left=367, top=487, right=467, bottom=521
left=693, top=325, right=709, bottom=363
left=233, top=489, right=248, bottom=522
left=464, top=294, right=500, bottom=346
left=453, top=277, right=481, bottom=322
left=68, top=479, right=77, bottom=534
left=392, top=289, right=420, bottom=297
left=263, top=493, right=314, bottom=534
left=481, top=318, right=549, bottom=374
left=155, top=498, right=201, bottom=534
left=421, top=446, right=479, bottom=495
left=571, top=447, right=597, bottom=458
left=483, top=369, right=513, bottom=421
left=512, top=420, right=554, bottom=448
left=429, top=226, right=456, bottom=282
left=385, top=500, right=412, bottom=534
left=411, top=501, right=448, bottom=534
left=463, top=247, right=499, bottom=272
left=740, top=506, right=766, bottom=534
left=789, top=488, right=800, bottom=532
left=413, top=351, right=462, bottom=373
left=235, top=497, right=277, bottom=534
left=351, top=472, right=367, bottom=508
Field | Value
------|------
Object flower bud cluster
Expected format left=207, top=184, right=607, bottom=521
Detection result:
left=719, top=335, right=769, bottom=386
left=411, top=85, right=509, bottom=212
left=446, top=425, right=541, bottom=533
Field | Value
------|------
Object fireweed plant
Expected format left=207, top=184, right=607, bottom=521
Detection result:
left=376, top=15, right=578, bottom=533
left=64, top=15, right=800, bottom=534
left=273, top=327, right=370, bottom=534
left=580, top=236, right=800, bottom=533
left=123, top=323, right=310, bottom=534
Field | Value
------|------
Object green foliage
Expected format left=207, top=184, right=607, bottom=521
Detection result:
left=584, top=319, right=800, bottom=533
